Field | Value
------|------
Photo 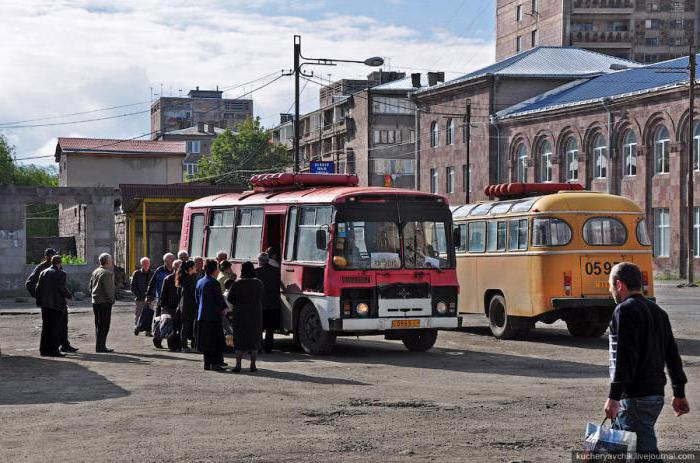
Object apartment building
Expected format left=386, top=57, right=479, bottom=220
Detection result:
left=496, top=0, right=699, bottom=63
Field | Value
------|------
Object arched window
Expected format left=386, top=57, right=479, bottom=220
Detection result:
left=565, top=137, right=579, bottom=181
left=515, top=143, right=528, bottom=182
left=593, top=133, right=607, bottom=179
left=446, top=118, right=455, bottom=145
left=430, top=121, right=439, bottom=147
left=654, top=125, right=670, bottom=174
left=622, top=130, right=637, bottom=176
left=539, top=140, right=553, bottom=182
left=693, top=122, right=700, bottom=171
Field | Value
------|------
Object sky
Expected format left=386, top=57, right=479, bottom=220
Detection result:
left=0, top=0, right=496, bottom=167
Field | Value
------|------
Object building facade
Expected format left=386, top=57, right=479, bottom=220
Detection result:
left=56, top=138, right=186, bottom=187
left=157, top=122, right=227, bottom=178
left=150, top=87, right=253, bottom=139
left=496, top=0, right=699, bottom=63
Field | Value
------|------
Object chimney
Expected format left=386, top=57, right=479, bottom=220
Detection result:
left=411, top=73, right=421, bottom=88
left=207, top=123, right=215, bottom=134
left=437, top=72, right=445, bottom=83
left=427, top=72, right=438, bottom=86
left=197, top=121, right=205, bottom=132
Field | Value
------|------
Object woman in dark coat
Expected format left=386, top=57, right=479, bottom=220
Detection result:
left=176, top=260, right=197, bottom=351
left=227, top=261, right=263, bottom=372
left=195, top=259, right=227, bottom=371
left=155, top=260, right=181, bottom=351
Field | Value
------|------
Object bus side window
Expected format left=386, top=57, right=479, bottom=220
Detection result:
left=457, top=224, right=468, bottom=252
left=508, top=219, right=528, bottom=251
left=233, top=208, right=264, bottom=260
left=284, top=207, right=298, bottom=262
left=188, top=213, right=205, bottom=257
left=206, top=209, right=235, bottom=258
left=486, top=221, right=507, bottom=252
left=468, top=221, right=486, bottom=252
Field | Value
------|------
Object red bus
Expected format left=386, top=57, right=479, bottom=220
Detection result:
left=180, top=173, right=460, bottom=355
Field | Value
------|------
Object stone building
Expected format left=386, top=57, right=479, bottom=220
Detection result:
left=496, top=0, right=699, bottom=63
left=156, top=122, right=228, bottom=178
left=150, top=87, right=253, bottom=138
left=56, top=138, right=186, bottom=187
left=494, top=53, right=700, bottom=274
left=412, top=47, right=636, bottom=206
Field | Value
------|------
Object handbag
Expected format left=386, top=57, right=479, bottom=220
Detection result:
left=582, top=418, right=637, bottom=461
left=222, top=315, right=234, bottom=347
left=137, top=304, right=154, bottom=333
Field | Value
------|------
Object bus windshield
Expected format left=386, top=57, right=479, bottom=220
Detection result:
left=334, top=221, right=401, bottom=269
left=403, top=221, right=449, bottom=269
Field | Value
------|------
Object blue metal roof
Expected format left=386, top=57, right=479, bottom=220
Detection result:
left=415, top=46, right=639, bottom=95
left=498, top=54, right=696, bottom=119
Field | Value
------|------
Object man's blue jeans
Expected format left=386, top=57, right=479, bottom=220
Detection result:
left=613, top=395, right=665, bottom=455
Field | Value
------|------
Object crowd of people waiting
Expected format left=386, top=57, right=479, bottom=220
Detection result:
left=25, top=246, right=282, bottom=372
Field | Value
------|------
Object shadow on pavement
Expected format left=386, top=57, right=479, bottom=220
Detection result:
left=254, top=338, right=608, bottom=379
left=216, top=368, right=370, bottom=385
left=0, top=355, right=130, bottom=406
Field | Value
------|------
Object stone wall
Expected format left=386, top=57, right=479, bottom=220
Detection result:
left=0, top=186, right=116, bottom=297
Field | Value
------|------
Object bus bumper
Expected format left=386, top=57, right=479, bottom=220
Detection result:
left=329, top=316, right=460, bottom=332
left=551, top=296, right=655, bottom=310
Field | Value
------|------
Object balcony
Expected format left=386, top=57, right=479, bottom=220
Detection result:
left=571, top=31, right=633, bottom=48
left=573, top=0, right=633, bottom=14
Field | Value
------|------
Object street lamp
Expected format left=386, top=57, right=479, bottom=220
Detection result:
left=291, top=34, right=384, bottom=173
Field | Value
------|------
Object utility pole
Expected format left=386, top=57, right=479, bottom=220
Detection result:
left=464, top=100, right=472, bottom=203
left=686, top=45, right=696, bottom=285
left=293, top=35, right=301, bottom=173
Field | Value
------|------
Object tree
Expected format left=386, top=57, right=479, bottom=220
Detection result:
left=0, top=135, right=58, bottom=186
left=194, top=117, right=290, bottom=186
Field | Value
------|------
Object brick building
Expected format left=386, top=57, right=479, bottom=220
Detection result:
left=150, top=87, right=253, bottom=139
left=493, top=53, right=700, bottom=275
left=496, top=0, right=700, bottom=63
left=411, top=47, right=636, bottom=206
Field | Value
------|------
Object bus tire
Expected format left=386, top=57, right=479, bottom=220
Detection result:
left=297, top=303, right=336, bottom=355
left=566, top=321, right=608, bottom=338
left=488, top=294, right=517, bottom=339
left=401, top=329, right=438, bottom=352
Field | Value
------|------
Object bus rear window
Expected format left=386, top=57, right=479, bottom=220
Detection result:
left=636, top=219, right=651, bottom=246
left=532, top=218, right=572, bottom=247
left=583, top=217, right=627, bottom=246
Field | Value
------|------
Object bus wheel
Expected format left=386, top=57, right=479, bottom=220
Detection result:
left=297, top=303, right=336, bottom=355
left=566, top=321, right=608, bottom=338
left=488, top=294, right=517, bottom=339
left=401, top=329, right=438, bottom=352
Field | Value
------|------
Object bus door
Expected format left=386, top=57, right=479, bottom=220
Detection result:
left=263, top=206, right=286, bottom=255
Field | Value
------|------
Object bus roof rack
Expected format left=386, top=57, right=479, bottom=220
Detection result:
left=249, top=172, right=359, bottom=191
left=484, top=182, right=584, bottom=200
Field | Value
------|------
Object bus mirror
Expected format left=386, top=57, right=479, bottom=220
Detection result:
left=316, top=229, right=327, bottom=250
left=453, top=227, right=461, bottom=248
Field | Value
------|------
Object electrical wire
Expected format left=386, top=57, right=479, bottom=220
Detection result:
left=0, top=101, right=151, bottom=127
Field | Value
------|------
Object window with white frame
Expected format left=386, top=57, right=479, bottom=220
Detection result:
left=186, top=140, right=201, bottom=154
left=463, top=164, right=471, bottom=193
left=694, top=122, right=700, bottom=171
left=515, top=143, right=528, bottom=182
left=372, top=96, right=414, bottom=114
left=695, top=207, right=700, bottom=257
left=654, top=125, right=670, bottom=174
left=593, top=134, right=607, bottom=179
left=430, top=121, right=439, bottom=148
left=184, top=162, right=198, bottom=177
left=446, top=166, right=455, bottom=194
left=430, top=168, right=438, bottom=193
left=531, top=29, right=538, bottom=47
left=654, top=208, right=670, bottom=257
left=516, top=35, right=522, bottom=52
left=446, top=118, right=455, bottom=145
left=623, top=130, right=637, bottom=176
left=565, top=137, right=579, bottom=181
left=539, top=140, right=552, bottom=182
left=516, top=4, right=523, bottom=21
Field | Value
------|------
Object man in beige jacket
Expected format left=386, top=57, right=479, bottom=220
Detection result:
left=89, top=253, right=115, bottom=353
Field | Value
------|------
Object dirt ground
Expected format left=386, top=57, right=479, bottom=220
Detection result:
left=1, top=284, right=698, bottom=462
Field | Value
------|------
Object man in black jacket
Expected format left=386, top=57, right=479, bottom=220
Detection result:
left=130, top=257, right=153, bottom=336
left=35, top=255, right=73, bottom=357
left=604, top=262, right=689, bottom=455
left=26, top=248, right=78, bottom=353
left=255, top=252, right=281, bottom=353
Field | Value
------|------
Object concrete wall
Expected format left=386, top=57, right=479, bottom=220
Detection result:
left=0, top=186, right=115, bottom=297
left=59, top=154, right=184, bottom=187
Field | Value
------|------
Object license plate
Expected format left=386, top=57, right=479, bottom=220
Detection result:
left=594, top=281, right=608, bottom=289
left=391, top=319, right=420, bottom=329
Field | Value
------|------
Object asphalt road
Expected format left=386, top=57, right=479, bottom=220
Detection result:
left=0, top=284, right=698, bottom=462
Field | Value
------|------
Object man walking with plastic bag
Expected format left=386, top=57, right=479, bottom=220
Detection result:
left=602, top=262, right=689, bottom=457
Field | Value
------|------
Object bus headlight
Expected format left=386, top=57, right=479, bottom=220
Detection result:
left=355, top=303, right=369, bottom=316
left=436, top=301, right=448, bottom=314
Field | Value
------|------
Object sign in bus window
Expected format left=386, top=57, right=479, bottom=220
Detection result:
left=206, top=209, right=235, bottom=258
left=507, top=219, right=528, bottom=251
left=333, top=221, right=401, bottom=269
left=532, top=218, right=572, bottom=247
left=468, top=221, right=486, bottom=252
left=486, top=221, right=507, bottom=252
left=583, top=217, right=627, bottom=246
left=234, top=208, right=264, bottom=260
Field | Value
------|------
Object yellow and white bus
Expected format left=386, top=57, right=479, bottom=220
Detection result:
left=452, top=185, right=654, bottom=339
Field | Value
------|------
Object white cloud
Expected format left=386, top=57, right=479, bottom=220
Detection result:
left=0, top=0, right=494, bottom=167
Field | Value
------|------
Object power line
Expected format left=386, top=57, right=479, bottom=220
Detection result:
left=0, top=101, right=151, bottom=127
left=0, top=109, right=151, bottom=129
left=221, top=70, right=284, bottom=93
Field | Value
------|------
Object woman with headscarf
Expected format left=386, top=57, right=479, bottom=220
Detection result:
left=195, top=259, right=228, bottom=371
left=176, top=259, right=197, bottom=352
left=154, top=260, right=181, bottom=350
left=227, top=261, right=263, bottom=372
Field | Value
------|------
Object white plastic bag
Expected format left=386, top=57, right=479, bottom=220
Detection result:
left=583, top=418, right=637, bottom=461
